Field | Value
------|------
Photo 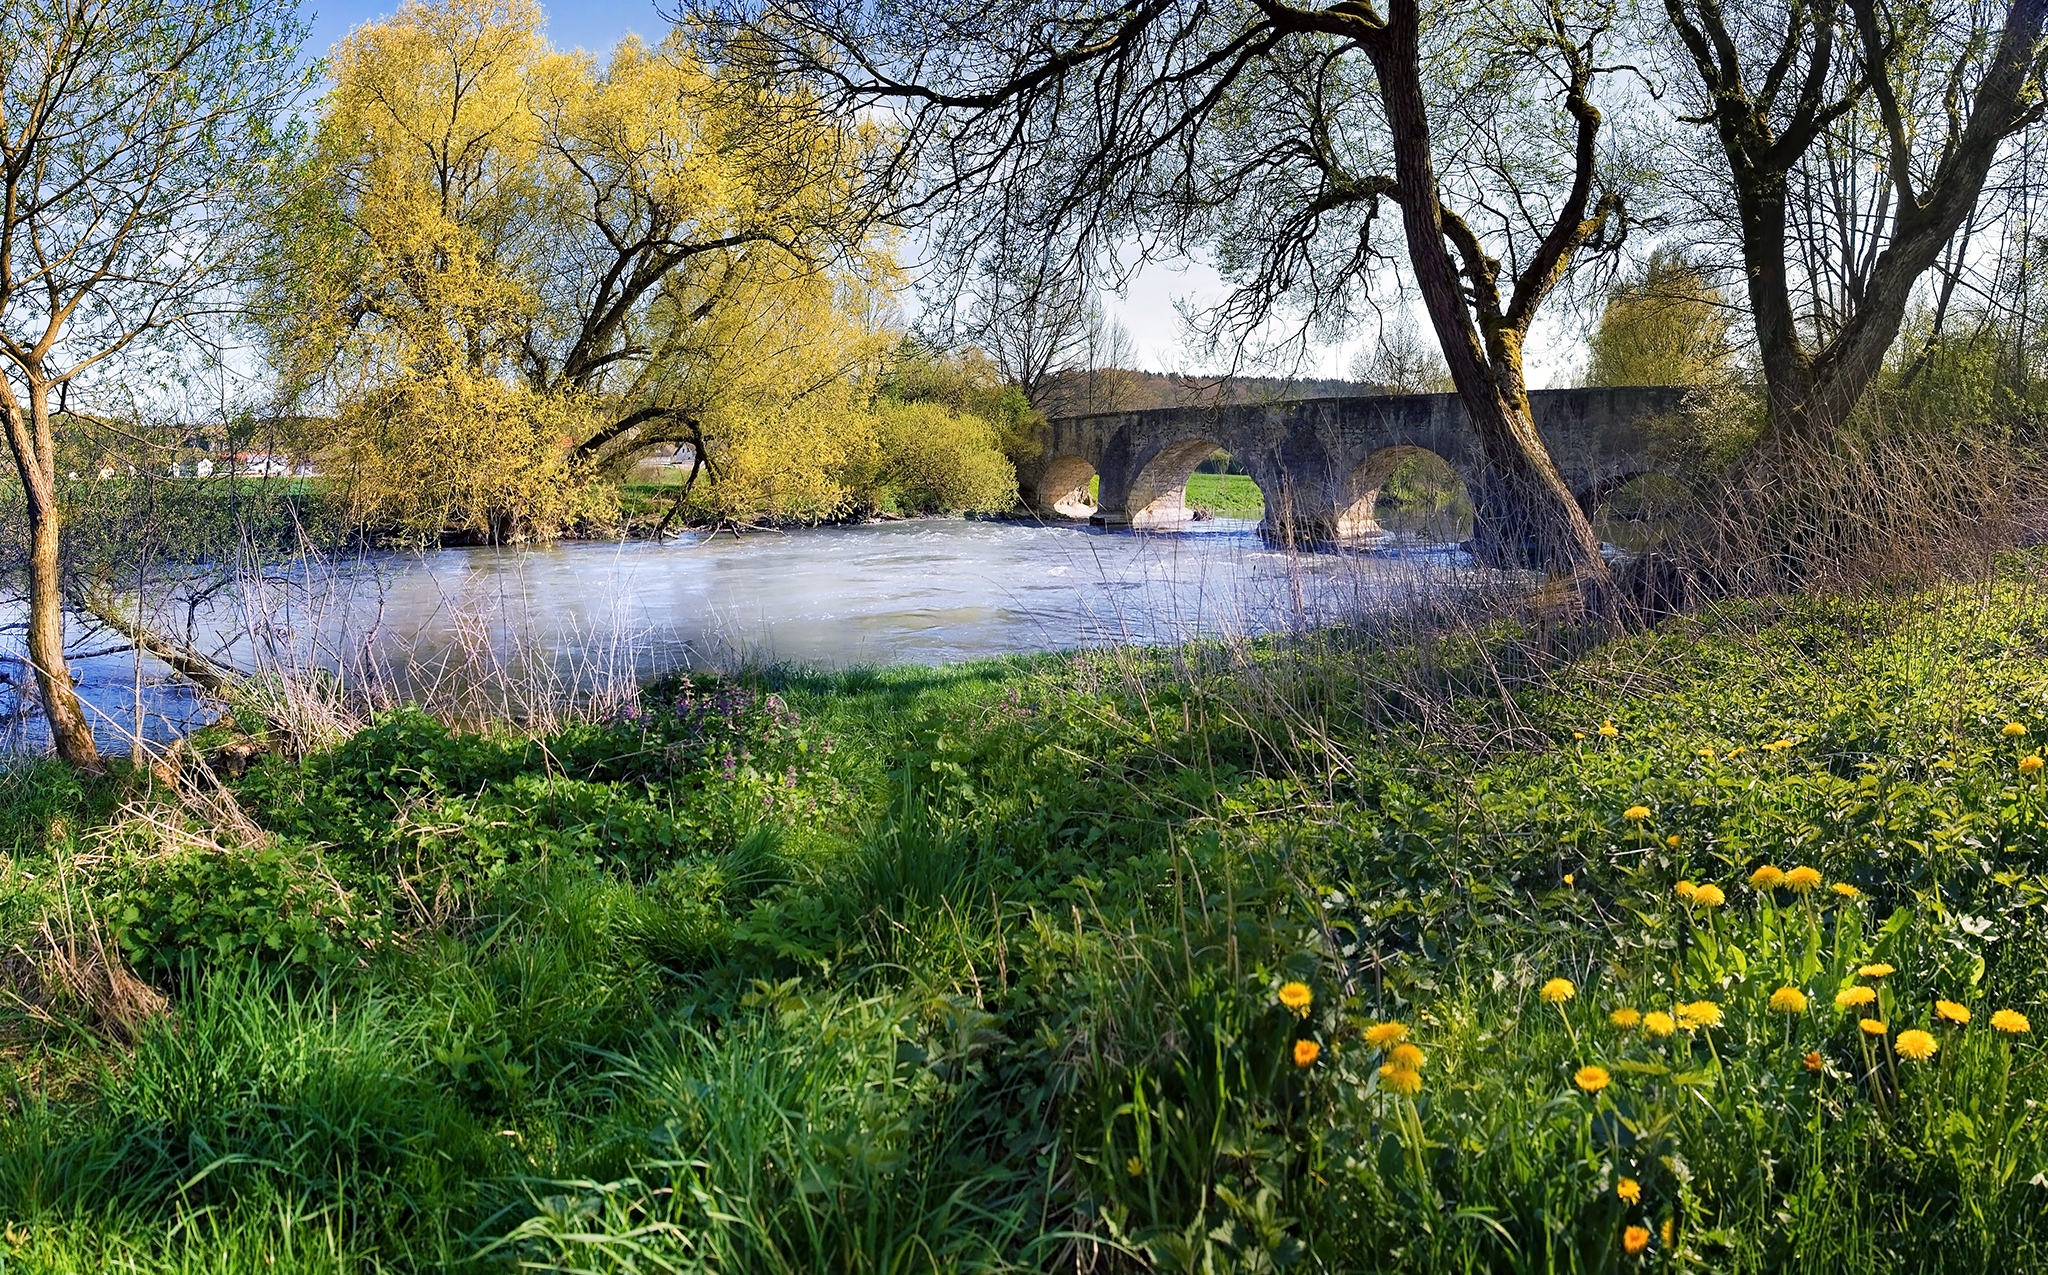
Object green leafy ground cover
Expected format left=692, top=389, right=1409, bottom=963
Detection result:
left=4, top=556, right=2048, bottom=1271
left=1184, top=472, right=1265, bottom=519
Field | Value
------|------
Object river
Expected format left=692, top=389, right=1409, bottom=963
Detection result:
left=1, top=517, right=1476, bottom=753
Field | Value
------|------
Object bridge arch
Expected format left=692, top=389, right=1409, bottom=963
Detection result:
left=1123, top=436, right=1272, bottom=528
left=1035, top=454, right=1099, bottom=519
left=1334, top=445, right=1474, bottom=540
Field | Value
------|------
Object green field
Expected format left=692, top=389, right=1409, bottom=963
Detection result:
left=1183, top=470, right=1265, bottom=517
left=5, top=557, right=2048, bottom=1269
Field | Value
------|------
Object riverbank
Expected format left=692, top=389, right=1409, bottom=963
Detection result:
left=3, top=552, right=2047, bottom=1271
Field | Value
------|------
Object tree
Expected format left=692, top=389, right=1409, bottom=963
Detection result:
left=713, top=0, right=1640, bottom=578
left=1584, top=250, right=1735, bottom=387
left=263, top=0, right=891, bottom=534
left=1657, top=0, right=2048, bottom=468
left=1348, top=323, right=1455, bottom=392
left=0, top=0, right=309, bottom=766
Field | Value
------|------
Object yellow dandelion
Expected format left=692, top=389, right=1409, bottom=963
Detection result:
left=1856, top=963, right=1895, bottom=978
left=1894, top=1029, right=1937, bottom=1061
left=1832, top=882, right=1861, bottom=898
left=1388, top=1042, right=1424, bottom=1071
left=1379, top=1062, right=1422, bottom=1094
left=1696, top=748, right=1715, bottom=759
left=1935, top=1000, right=1971, bottom=1025
left=1575, top=1064, right=1611, bottom=1092
left=1992, top=1009, right=2032, bottom=1034
left=1564, top=873, right=1575, bottom=885
left=1666, top=834, right=1682, bottom=848
left=1674, top=880, right=1698, bottom=900
left=1610, top=1007, right=1642, bottom=1029
left=2004, top=722, right=2028, bottom=737
left=1363, top=1021, right=1409, bottom=1048
left=1624, top=805, right=1652, bottom=821
left=1642, top=1011, right=1676, bottom=1038
left=1599, top=722, right=1620, bottom=738
left=1676, top=1000, right=1723, bottom=1029
left=1750, top=865, right=1786, bottom=889
left=2023, top=755, right=2044, bottom=774
left=1617, top=1176, right=1642, bottom=1204
left=1860, top=1018, right=1888, bottom=1036
left=1769, top=987, right=1808, bottom=1013
left=1541, top=978, right=1577, bottom=1004
left=1784, top=866, right=1823, bottom=891
left=1692, top=884, right=1726, bottom=907
left=1574, top=731, right=1587, bottom=740
left=1624, top=1224, right=1650, bottom=1254
left=1293, top=1039, right=1321, bottom=1068
left=1725, top=746, right=1747, bottom=759
left=1661, top=1218, right=1675, bottom=1247
left=1834, top=986, right=1877, bottom=1009
left=1277, top=981, right=1314, bottom=1016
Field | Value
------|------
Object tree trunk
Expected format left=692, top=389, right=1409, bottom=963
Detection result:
left=1370, top=7, right=1608, bottom=582
left=2, top=378, right=101, bottom=768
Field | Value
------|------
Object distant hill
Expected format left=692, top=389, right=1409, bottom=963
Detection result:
left=1038, top=369, right=1393, bottom=418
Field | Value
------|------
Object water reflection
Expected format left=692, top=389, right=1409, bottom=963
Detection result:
left=2, top=516, right=1477, bottom=753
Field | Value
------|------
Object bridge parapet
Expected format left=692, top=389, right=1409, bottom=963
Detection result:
left=1020, top=386, right=1691, bottom=545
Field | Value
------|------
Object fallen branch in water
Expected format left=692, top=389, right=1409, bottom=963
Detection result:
left=76, top=589, right=245, bottom=696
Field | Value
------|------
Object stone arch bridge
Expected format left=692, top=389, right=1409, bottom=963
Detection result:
left=1018, top=386, right=1690, bottom=549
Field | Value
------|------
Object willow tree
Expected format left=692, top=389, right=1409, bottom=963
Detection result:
left=710, top=0, right=1644, bottom=577
left=263, top=0, right=892, bottom=536
left=0, top=0, right=309, bottom=766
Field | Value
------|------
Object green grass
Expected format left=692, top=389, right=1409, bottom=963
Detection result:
left=1183, top=471, right=1265, bottom=518
left=6, top=558, right=2048, bottom=1269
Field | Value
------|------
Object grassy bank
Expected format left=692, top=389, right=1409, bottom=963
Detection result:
left=4, top=555, right=2048, bottom=1271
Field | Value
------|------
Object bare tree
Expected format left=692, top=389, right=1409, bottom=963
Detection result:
left=0, top=0, right=310, bottom=766
left=1658, top=0, right=2048, bottom=466
left=1348, top=322, right=1454, bottom=392
left=708, top=0, right=1645, bottom=578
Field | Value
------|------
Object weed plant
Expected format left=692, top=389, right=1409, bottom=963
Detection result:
left=4, top=555, right=2048, bottom=1270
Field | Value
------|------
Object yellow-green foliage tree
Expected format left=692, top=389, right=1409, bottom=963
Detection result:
left=266, top=0, right=896, bottom=537
left=1585, top=253, right=1735, bottom=389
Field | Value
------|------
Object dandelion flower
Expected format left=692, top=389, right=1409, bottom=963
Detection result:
left=1277, top=981, right=1313, bottom=1016
left=1599, top=722, right=1620, bottom=738
left=1574, top=731, right=1587, bottom=740
left=1677, top=1000, right=1723, bottom=1029
left=1784, top=866, right=1823, bottom=891
left=2023, top=755, right=2044, bottom=775
left=1610, top=1007, right=1642, bottom=1029
left=1835, top=987, right=1877, bottom=1009
left=1293, top=1039, right=1321, bottom=1068
left=1860, top=1018, right=1888, bottom=1036
left=1624, top=1224, right=1651, bottom=1255
left=1388, top=1043, right=1424, bottom=1071
left=1803, top=1050, right=1825, bottom=1072
left=1624, top=805, right=1652, bottom=821
left=1992, top=1009, right=2032, bottom=1034
left=1766, top=737, right=1795, bottom=750
left=1675, top=880, right=1698, bottom=900
left=1564, top=873, right=1575, bottom=886
left=1379, top=1063, right=1422, bottom=1095
left=1750, top=865, right=1786, bottom=889
left=1666, top=834, right=1682, bottom=848
left=1936, top=1000, right=1971, bottom=1025
left=1542, top=978, right=1577, bottom=1004
left=1575, top=1064, right=1611, bottom=1092
left=1692, top=884, right=1726, bottom=907
left=1832, top=882, right=1861, bottom=898
left=1696, top=748, right=1715, bottom=759
left=1617, top=1177, right=1642, bottom=1205
left=1364, top=1021, right=1409, bottom=1048
left=1726, top=746, right=1747, bottom=759
left=1661, top=1218, right=1675, bottom=1247
left=1894, top=1029, right=1937, bottom=1061
left=1770, top=987, right=1808, bottom=1013
left=1857, top=963, right=1896, bottom=978
left=1642, top=1011, right=1676, bottom=1038
left=2004, top=722, right=2028, bottom=737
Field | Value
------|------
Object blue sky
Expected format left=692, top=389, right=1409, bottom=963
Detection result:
left=301, top=0, right=667, bottom=64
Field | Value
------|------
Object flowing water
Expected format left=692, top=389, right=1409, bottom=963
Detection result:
left=1, top=516, right=1476, bottom=753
